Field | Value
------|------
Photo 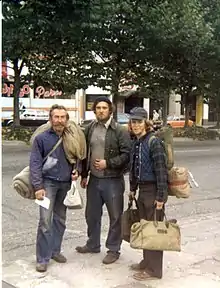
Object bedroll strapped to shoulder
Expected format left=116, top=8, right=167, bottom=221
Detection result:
left=148, top=126, right=174, bottom=170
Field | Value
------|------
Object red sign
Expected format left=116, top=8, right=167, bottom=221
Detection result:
left=35, top=86, right=62, bottom=98
left=2, top=83, right=30, bottom=97
left=2, top=83, right=62, bottom=98
left=2, top=62, right=7, bottom=79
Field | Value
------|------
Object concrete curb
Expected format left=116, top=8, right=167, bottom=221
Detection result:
left=2, top=141, right=29, bottom=146
left=2, top=281, right=17, bottom=288
left=2, top=138, right=218, bottom=146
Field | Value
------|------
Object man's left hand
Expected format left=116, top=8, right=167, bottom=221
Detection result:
left=71, top=170, right=79, bottom=181
left=154, top=200, right=164, bottom=210
left=94, top=159, right=107, bottom=170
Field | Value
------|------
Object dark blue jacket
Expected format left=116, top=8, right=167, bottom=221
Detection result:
left=130, top=132, right=156, bottom=183
left=30, top=128, right=73, bottom=191
left=129, top=131, right=168, bottom=202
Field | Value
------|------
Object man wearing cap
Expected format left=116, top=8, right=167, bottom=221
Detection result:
left=128, top=107, right=168, bottom=280
left=75, top=97, right=131, bottom=264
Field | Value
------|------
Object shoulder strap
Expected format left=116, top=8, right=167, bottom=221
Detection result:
left=43, top=137, right=63, bottom=161
left=148, top=135, right=156, bottom=149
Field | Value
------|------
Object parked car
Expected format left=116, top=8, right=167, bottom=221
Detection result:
left=79, top=112, right=130, bottom=129
left=5, top=109, right=49, bottom=127
left=152, top=115, right=194, bottom=129
left=80, top=112, right=161, bottom=134
left=167, top=115, right=194, bottom=128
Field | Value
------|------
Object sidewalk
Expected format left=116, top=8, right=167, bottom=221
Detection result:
left=2, top=281, right=16, bottom=288
left=2, top=212, right=220, bottom=288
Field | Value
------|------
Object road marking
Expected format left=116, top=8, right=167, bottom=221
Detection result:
left=175, top=149, right=211, bottom=153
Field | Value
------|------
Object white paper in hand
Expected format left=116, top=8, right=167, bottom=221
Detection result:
left=35, top=196, right=50, bottom=210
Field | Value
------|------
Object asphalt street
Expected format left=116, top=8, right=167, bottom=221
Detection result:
left=2, top=139, right=220, bottom=288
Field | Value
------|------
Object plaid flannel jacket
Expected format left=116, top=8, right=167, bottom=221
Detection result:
left=130, top=132, right=168, bottom=202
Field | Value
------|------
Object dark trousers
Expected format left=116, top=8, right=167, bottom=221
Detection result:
left=36, top=179, right=71, bottom=264
left=137, top=183, right=164, bottom=278
left=85, top=175, right=124, bottom=253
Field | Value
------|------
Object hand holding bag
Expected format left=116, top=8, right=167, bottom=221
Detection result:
left=63, top=181, right=83, bottom=209
left=130, top=210, right=181, bottom=252
left=121, top=198, right=140, bottom=243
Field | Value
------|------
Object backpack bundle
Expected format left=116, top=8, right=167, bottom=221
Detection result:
left=149, top=126, right=192, bottom=199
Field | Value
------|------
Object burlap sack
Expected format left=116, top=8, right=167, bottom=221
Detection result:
left=168, top=167, right=190, bottom=198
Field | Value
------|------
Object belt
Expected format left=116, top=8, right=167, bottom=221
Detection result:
left=138, top=181, right=156, bottom=185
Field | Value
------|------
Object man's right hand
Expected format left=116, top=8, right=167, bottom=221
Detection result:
left=35, top=189, right=46, bottom=200
left=80, top=178, right=88, bottom=189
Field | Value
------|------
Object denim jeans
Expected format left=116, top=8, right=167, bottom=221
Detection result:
left=85, top=175, right=124, bottom=253
left=36, top=179, right=71, bottom=264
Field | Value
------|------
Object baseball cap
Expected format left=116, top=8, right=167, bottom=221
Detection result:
left=129, top=107, right=148, bottom=120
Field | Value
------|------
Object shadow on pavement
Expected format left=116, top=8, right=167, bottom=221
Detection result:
left=2, top=281, right=16, bottom=288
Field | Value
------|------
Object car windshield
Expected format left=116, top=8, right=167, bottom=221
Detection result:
left=167, top=116, right=174, bottom=121
left=117, top=113, right=129, bottom=124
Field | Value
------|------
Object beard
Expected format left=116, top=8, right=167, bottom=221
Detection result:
left=97, top=114, right=110, bottom=123
left=53, top=123, right=66, bottom=134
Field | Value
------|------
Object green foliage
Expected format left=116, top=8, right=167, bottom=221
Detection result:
left=2, top=0, right=94, bottom=125
left=2, top=126, right=36, bottom=143
left=3, top=0, right=220, bottom=126
left=172, top=126, right=219, bottom=140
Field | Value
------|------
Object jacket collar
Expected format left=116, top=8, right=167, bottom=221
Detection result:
left=109, top=118, right=117, bottom=130
left=135, top=130, right=154, bottom=142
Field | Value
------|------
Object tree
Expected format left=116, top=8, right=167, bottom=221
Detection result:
left=136, top=0, right=213, bottom=126
left=199, top=0, right=220, bottom=127
left=3, top=1, right=33, bottom=126
left=2, top=0, right=92, bottom=126
left=82, top=0, right=154, bottom=120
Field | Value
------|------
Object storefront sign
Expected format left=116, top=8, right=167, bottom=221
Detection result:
left=2, top=83, right=30, bottom=97
left=2, top=83, right=62, bottom=98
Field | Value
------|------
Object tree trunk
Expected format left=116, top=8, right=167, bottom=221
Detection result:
left=162, top=91, right=169, bottom=126
left=111, top=61, right=121, bottom=122
left=13, top=59, right=21, bottom=127
left=184, top=91, right=190, bottom=127
left=216, top=97, right=220, bottom=128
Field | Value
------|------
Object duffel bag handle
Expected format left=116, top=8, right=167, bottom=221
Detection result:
left=153, top=208, right=169, bottom=228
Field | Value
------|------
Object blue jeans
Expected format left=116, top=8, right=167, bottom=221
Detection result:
left=36, top=179, right=71, bottom=264
left=86, top=175, right=124, bottom=253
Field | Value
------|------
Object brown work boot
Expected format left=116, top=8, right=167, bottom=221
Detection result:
left=133, top=271, right=161, bottom=281
left=75, top=245, right=100, bottom=254
left=51, top=253, right=67, bottom=263
left=168, top=218, right=177, bottom=224
left=102, top=251, right=120, bottom=265
left=36, top=263, right=47, bottom=273
left=130, top=260, right=146, bottom=271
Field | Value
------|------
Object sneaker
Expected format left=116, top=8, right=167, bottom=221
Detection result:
left=75, top=245, right=100, bottom=254
left=36, top=263, right=47, bottom=273
left=51, top=253, right=67, bottom=263
left=102, top=252, right=120, bottom=264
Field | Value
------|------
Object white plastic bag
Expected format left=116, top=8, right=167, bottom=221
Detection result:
left=63, top=181, right=83, bottom=209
